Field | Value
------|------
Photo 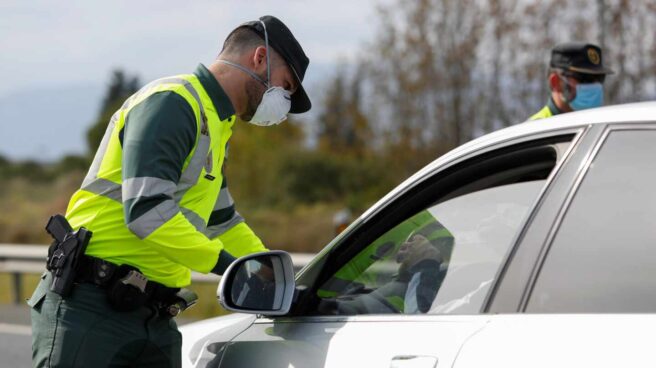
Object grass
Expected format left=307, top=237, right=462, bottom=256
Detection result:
left=0, top=273, right=42, bottom=304
left=241, top=202, right=344, bottom=253
left=0, top=174, right=84, bottom=244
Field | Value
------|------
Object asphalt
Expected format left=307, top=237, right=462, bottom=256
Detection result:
left=0, top=304, right=31, bottom=368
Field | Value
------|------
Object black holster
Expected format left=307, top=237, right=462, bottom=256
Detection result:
left=45, top=214, right=92, bottom=297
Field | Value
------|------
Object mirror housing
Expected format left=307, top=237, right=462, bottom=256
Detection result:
left=217, top=251, right=296, bottom=316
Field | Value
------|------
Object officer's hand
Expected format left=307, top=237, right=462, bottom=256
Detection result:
left=397, top=235, right=442, bottom=281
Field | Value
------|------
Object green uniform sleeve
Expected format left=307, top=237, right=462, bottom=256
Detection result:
left=121, top=91, right=232, bottom=273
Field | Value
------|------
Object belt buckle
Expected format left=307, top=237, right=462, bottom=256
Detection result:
left=120, top=270, right=148, bottom=293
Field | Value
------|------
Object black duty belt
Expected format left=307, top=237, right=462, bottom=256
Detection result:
left=75, top=254, right=180, bottom=305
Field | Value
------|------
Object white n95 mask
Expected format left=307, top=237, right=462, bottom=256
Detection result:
left=249, top=87, right=291, bottom=126
left=216, top=59, right=293, bottom=126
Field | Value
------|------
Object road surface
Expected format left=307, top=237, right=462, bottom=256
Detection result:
left=0, top=305, right=31, bottom=368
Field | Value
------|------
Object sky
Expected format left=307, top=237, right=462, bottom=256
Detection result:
left=0, top=1, right=382, bottom=161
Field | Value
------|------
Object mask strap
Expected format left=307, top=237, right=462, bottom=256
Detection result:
left=558, top=74, right=574, bottom=102
left=259, top=20, right=271, bottom=88
left=216, top=59, right=267, bottom=87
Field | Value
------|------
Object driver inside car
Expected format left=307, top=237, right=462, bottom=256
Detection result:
left=320, top=233, right=444, bottom=315
left=397, top=234, right=443, bottom=313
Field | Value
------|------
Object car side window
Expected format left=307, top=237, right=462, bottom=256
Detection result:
left=313, top=139, right=572, bottom=316
left=527, top=129, right=656, bottom=313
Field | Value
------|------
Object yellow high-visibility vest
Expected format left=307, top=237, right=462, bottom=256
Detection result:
left=66, top=74, right=264, bottom=287
left=529, top=105, right=554, bottom=120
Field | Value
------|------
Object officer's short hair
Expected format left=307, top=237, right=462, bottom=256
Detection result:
left=221, top=27, right=265, bottom=55
left=220, top=27, right=284, bottom=66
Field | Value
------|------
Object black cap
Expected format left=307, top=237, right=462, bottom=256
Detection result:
left=550, top=42, right=614, bottom=75
left=234, top=15, right=311, bottom=113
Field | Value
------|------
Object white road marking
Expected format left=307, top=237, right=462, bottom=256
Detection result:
left=0, top=323, right=31, bottom=336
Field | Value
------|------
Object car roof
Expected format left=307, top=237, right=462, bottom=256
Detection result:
left=358, top=101, right=656, bottom=221
left=440, top=101, right=656, bottom=172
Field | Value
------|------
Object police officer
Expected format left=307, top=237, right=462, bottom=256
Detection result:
left=29, top=15, right=311, bottom=368
left=529, top=42, right=614, bottom=120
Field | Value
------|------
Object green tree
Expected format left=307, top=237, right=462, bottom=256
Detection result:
left=363, top=0, right=485, bottom=178
left=278, top=149, right=394, bottom=209
left=225, top=116, right=305, bottom=207
left=0, top=154, right=10, bottom=181
left=86, top=70, right=140, bottom=157
left=10, top=160, right=54, bottom=182
left=318, top=66, right=372, bottom=157
left=54, top=154, right=89, bottom=174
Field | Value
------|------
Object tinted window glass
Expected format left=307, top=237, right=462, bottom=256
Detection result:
left=315, top=179, right=548, bottom=315
left=528, top=130, right=656, bottom=313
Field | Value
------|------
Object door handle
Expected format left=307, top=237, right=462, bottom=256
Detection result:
left=390, top=355, right=438, bottom=368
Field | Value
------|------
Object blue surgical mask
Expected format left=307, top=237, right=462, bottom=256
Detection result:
left=569, top=83, right=604, bottom=111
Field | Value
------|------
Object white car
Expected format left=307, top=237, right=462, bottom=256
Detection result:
left=181, top=102, right=656, bottom=368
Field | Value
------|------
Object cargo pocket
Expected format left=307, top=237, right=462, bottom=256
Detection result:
left=27, top=271, right=50, bottom=310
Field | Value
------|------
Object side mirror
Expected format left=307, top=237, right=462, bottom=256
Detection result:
left=217, top=251, right=295, bottom=316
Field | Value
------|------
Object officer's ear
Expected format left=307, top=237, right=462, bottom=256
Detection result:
left=548, top=72, right=563, bottom=93
left=251, top=46, right=268, bottom=70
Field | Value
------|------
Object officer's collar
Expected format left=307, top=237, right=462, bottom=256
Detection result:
left=194, top=64, right=236, bottom=121
left=547, top=96, right=564, bottom=116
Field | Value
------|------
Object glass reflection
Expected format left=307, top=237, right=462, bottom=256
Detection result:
left=231, top=256, right=277, bottom=310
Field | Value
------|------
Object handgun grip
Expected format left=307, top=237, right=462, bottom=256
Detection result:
left=46, top=215, right=73, bottom=243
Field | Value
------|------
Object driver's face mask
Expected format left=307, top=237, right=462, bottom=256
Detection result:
left=559, top=76, right=604, bottom=111
left=218, top=21, right=291, bottom=126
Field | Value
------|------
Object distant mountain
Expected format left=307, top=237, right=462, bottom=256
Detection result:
left=0, top=84, right=103, bottom=162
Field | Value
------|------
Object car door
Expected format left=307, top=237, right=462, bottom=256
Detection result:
left=198, top=128, right=584, bottom=368
left=454, top=124, right=656, bottom=368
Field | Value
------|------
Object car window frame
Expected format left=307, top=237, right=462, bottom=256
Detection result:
left=485, top=124, right=604, bottom=313
left=518, top=123, right=656, bottom=312
left=291, top=128, right=585, bottom=317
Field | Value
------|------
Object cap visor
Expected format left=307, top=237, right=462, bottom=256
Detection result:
left=289, top=84, right=311, bottom=113
left=568, top=66, right=615, bottom=75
